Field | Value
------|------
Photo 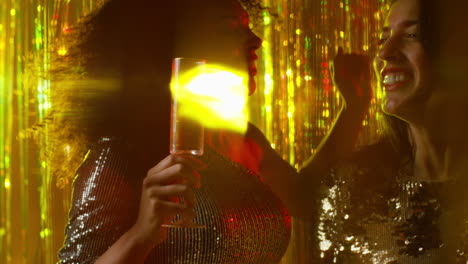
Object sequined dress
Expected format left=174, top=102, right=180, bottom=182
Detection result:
left=58, top=138, right=291, bottom=263
left=314, top=144, right=468, bottom=264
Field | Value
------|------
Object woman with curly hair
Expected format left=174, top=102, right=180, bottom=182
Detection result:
left=55, top=0, right=290, bottom=262
left=54, top=0, right=373, bottom=262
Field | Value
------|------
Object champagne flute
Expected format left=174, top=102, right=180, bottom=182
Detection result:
left=164, top=57, right=206, bottom=228
left=169, top=57, right=205, bottom=156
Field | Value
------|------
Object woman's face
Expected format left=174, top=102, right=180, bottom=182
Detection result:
left=377, top=0, right=430, bottom=119
left=175, top=0, right=262, bottom=95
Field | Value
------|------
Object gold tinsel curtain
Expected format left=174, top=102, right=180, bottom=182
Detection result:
left=0, top=0, right=387, bottom=263
left=0, top=1, right=105, bottom=263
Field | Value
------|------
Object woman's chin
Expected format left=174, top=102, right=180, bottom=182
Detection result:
left=248, top=77, right=256, bottom=96
left=382, top=100, right=400, bottom=116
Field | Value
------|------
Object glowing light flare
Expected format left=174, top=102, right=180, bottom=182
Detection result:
left=4, top=179, right=11, bottom=189
left=171, top=65, right=249, bottom=134
left=62, top=27, right=71, bottom=34
left=57, top=47, right=67, bottom=56
left=264, top=73, right=273, bottom=86
left=263, top=13, right=271, bottom=25
left=39, top=228, right=50, bottom=238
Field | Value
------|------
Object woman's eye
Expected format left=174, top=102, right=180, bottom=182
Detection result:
left=406, top=33, right=418, bottom=39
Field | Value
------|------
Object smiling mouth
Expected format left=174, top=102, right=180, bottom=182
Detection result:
left=382, top=70, right=412, bottom=91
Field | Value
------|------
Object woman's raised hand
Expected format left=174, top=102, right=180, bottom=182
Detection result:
left=131, top=154, right=204, bottom=247
left=331, top=47, right=372, bottom=107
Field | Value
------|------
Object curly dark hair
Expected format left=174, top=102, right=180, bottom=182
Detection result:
left=40, top=0, right=267, bottom=187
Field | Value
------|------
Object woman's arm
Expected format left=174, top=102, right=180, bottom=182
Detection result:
left=255, top=51, right=372, bottom=217
left=58, top=139, right=139, bottom=263
left=59, top=139, right=203, bottom=264
left=300, top=50, right=371, bottom=177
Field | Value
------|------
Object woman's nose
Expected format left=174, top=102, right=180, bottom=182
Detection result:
left=378, top=36, right=400, bottom=62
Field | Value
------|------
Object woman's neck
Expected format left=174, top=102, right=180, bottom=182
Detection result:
left=205, top=128, right=263, bottom=174
left=409, top=123, right=450, bottom=181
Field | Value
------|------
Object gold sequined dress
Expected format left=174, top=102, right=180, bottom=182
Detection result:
left=314, top=144, right=468, bottom=264
left=58, top=137, right=291, bottom=263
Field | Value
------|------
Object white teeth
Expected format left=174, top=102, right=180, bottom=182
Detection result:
left=383, top=72, right=407, bottom=85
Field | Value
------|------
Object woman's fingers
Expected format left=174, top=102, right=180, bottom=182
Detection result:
left=331, top=52, right=373, bottom=105
left=144, top=185, right=197, bottom=227
left=146, top=154, right=203, bottom=188
left=145, top=163, right=199, bottom=188
left=149, top=154, right=205, bottom=175
left=132, top=155, right=204, bottom=245
left=147, top=184, right=196, bottom=207
left=333, top=53, right=371, bottom=83
left=137, top=154, right=203, bottom=229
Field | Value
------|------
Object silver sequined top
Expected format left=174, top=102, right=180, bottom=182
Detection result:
left=314, top=145, right=468, bottom=264
left=58, top=138, right=291, bottom=263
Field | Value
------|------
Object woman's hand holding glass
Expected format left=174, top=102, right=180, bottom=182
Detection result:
left=130, top=155, right=204, bottom=247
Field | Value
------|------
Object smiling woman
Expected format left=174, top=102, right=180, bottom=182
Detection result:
left=377, top=0, right=431, bottom=118
left=306, top=0, right=468, bottom=263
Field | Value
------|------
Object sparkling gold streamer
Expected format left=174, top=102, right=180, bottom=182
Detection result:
left=0, top=0, right=102, bottom=263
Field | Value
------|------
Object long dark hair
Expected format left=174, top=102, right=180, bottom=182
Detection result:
left=379, top=0, right=439, bottom=161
